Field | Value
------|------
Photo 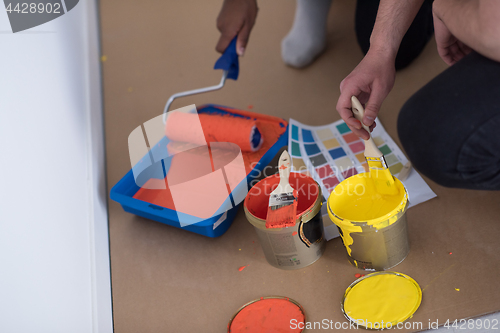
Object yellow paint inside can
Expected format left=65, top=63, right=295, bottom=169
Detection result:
left=329, top=173, right=406, bottom=223
left=342, top=272, right=422, bottom=329
left=327, top=173, right=407, bottom=255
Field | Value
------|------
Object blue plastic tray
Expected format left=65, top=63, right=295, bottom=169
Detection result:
left=110, top=104, right=288, bottom=237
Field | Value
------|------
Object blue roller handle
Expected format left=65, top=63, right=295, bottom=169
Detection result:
left=163, top=37, right=240, bottom=117
left=214, top=37, right=239, bottom=80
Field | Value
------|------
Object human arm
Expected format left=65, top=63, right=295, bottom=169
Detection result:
left=433, top=0, right=500, bottom=65
left=336, top=0, right=425, bottom=140
left=215, top=0, right=258, bottom=56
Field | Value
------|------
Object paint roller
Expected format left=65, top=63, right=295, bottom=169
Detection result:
left=165, top=112, right=263, bottom=152
left=162, top=36, right=263, bottom=152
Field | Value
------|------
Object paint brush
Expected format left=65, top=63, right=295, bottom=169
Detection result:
left=351, top=96, right=397, bottom=195
left=265, top=150, right=298, bottom=229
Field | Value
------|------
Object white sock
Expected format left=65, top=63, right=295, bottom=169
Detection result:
left=281, top=0, right=332, bottom=68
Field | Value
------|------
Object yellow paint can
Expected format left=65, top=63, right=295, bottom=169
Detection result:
left=327, top=172, right=409, bottom=271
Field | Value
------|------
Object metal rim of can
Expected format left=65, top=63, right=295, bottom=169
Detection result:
left=328, top=199, right=409, bottom=232
left=341, top=271, right=422, bottom=330
left=327, top=174, right=409, bottom=229
left=244, top=176, right=322, bottom=231
left=227, top=296, right=306, bottom=333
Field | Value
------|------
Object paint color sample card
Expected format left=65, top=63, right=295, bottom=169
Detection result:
left=288, top=118, right=436, bottom=240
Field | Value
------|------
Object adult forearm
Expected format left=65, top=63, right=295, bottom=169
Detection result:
left=433, top=0, right=500, bottom=62
left=369, top=0, right=426, bottom=59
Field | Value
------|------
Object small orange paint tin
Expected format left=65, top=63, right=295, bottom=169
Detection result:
left=228, top=296, right=306, bottom=333
left=244, top=173, right=325, bottom=270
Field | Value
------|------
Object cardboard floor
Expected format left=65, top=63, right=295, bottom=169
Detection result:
left=100, top=0, right=500, bottom=332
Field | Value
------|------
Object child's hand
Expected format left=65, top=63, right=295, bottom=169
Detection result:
left=216, top=0, right=258, bottom=56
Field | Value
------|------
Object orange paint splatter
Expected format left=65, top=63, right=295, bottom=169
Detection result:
left=292, top=231, right=298, bottom=236
left=248, top=105, right=254, bottom=109
left=449, top=252, right=453, bottom=255
left=355, top=273, right=362, bottom=278
left=238, top=265, right=249, bottom=271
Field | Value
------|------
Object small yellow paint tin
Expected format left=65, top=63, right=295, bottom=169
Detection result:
left=341, top=272, right=422, bottom=330
left=327, top=172, right=409, bottom=271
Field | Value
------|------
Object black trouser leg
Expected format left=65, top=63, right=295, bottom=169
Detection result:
left=398, top=52, right=500, bottom=190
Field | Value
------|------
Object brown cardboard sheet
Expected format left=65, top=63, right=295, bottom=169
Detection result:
left=100, top=0, right=500, bottom=332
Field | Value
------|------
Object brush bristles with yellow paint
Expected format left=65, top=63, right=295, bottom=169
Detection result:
left=266, top=150, right=298, bottom=229
left=351, top=96, right=397, bottom=195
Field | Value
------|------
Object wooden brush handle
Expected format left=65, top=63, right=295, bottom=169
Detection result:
left=351, top=96, right=383, bottom=158
left=277, top=150, right=293, bottom=192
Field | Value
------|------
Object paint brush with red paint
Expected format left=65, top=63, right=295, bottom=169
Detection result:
left=265, top=150, right=298, bottom=229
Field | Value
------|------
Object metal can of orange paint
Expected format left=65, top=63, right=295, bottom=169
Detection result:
left=244, top=173, right=325, bottom=270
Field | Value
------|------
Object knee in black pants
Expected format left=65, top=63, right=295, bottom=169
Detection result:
left=397, top=95, right=456, bottom=187
left=398, top=52, right=500, bottom=190
left=398, top=77, right=500, bottom=190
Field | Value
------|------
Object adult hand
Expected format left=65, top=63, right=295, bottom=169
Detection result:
left=336, top=50, right=396, bottom=140
left=433, top=7, right=472, bottom=66
left=216, top=0, right=258, bottom=56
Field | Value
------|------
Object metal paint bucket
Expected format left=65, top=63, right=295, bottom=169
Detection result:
left=327, top=173, right=409, bottom=271
left=244, top=173, right=325, bottom=270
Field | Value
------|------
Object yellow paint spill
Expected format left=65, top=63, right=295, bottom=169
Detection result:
left=455, top=288, right=460, bottom=291
left=101, top=55, right=107, bottom=62
left=343, top=272, right=421, bottom=329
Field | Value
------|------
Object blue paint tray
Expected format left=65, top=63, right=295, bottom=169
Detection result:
left=110, top=104, right=288, bottom=237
